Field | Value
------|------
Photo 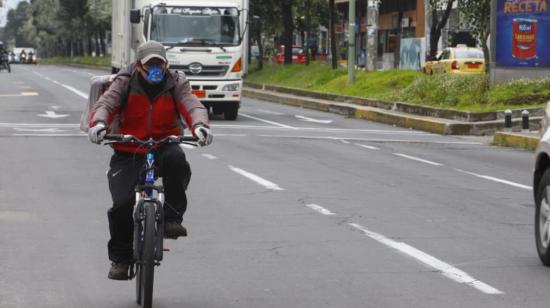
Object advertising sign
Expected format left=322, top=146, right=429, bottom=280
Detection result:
left=496, top=0, right=550, bottom=67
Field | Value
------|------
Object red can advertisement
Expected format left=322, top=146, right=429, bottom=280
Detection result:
left=497, top=0, right=550, bottom=67
left=512, top=18, right=538, bottom=60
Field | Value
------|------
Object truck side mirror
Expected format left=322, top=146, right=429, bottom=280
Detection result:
left=130, top=9, right=141, bottom=24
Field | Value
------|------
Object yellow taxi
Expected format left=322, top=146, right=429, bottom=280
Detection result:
left=424, top=47, right=485, bottom=75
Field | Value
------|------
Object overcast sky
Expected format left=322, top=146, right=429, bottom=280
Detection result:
left=1, top=0, right=27, bottom=26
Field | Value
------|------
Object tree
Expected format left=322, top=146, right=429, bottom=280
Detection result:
left=459, top=0, right=491, bottom=72
left=329, top=0, right=337, bottom=69
left=281, top=0, right=294, bottom=64
left=4, top=1, right=33, bottom=47
left=427, top=0, right=455, bottom=59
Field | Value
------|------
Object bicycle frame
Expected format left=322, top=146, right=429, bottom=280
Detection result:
left=132, top=150, right=165, bottom=264
left=103, top=134, right=197, bottom=307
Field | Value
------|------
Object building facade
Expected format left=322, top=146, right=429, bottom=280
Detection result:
left=334, top=0, right=428, bottom=69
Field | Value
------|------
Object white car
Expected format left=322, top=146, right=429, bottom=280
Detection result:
left=534, top=101, right=550, bottom=265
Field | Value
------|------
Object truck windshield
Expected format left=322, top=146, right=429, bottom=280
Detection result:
left=150, top=6, right=240, bottom=46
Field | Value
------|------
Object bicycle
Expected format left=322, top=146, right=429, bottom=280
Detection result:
left=103, top=134, right=197, bottom=308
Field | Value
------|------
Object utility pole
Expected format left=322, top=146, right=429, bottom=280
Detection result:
left=348, top=0, right=356, bottom=84
left=366, top=0, right=380, bottom=71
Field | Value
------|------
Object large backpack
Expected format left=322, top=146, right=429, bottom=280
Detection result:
left=80, top=70, right=184, bottom=133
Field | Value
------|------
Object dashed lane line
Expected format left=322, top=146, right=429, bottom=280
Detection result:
left=393, top=153, right=444, bottom=166
left=202, top=154, right=218, bottom=160
left=239, top=113, right=296, bottom=129
left=305, top=204, right=335, bottom=215
left=454, top=168, right=531, bottom=190
left=228, top=165, right=284, bottom=191
left=348, top=222, right=504, bottom=295
left=355, top=143, right=380, bottom=150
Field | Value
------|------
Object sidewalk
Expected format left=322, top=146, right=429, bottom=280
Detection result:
left=243, top=83, right=542, bottom=151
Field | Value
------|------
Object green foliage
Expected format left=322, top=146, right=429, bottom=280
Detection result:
left=4, top=0, right=111, bottom=58
left=39, top=55, right=110, bottom=66
left=246, top=64, right=549, bottom=112
left=247, top=63, right=420, bottom=100
left=397, top=74, right=489, bottom=107
left=488, top=79, right=550, bottom=106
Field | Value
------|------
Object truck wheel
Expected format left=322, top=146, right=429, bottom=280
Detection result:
left=224, top=103, right=239, bottom=120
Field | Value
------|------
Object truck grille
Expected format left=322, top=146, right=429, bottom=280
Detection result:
left=171, top=65, right=229, bottom=77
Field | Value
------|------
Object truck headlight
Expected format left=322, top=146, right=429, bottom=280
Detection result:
left=222, top=83, right=240, bottom=91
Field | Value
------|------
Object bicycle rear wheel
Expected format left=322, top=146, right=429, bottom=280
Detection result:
left=140, top=202, right=156, bottom=308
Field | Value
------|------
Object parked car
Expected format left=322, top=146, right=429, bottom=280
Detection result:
left=534, top=101, right=550, bottom=265
left=423, top=47, right=485, bottom=74
left=276, top=45, right=306, bottom=64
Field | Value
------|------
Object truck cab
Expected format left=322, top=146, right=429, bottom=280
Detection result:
left=112, top=0, right=249, bottom=120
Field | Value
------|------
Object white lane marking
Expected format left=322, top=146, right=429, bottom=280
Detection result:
left=0, top=92, right=38, bottom=97
left=340, top=139, right=350, bottom=144
left=0, top=123, right=79, bottom=127
left=393, top=153, right=443, bottom=166
left=202, top=154, right=218, bottom=160
left=305, top=204, right=335, bottom=215
left=13, top=127, right=67, bottom=133
left=295, top=115, right=333, bottom=124
left=454, top=168, right=531, bottom=190
left=13, top=133, right=85, bottom=137
left=239, top=113, right=296, bottom=129
left=348, top=223, right=504, bottom=295
left=258, top=135, right=482, bottom=145
left=356, top=143, right=380, bottom=150
left=228, top=165, right=283, bottom=191
left=61, top=84, right=88, bottom=99
left=32, top=71, right=88, bottom=99
left=37, top=111, right=69, bottom=119
left=256, top=109, right=284, bottom=115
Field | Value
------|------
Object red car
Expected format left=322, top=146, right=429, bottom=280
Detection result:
left=276, top=46, right=306, bottom=64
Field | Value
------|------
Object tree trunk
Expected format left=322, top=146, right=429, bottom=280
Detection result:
left=282, top=0, right=294, bottom=65
left=428, top=0, right=455, bottom=59
left=95, top=32, right=101, bottom=56
left=99, top=30, right=106, bottom=56
left=329, top=0, right=338, bottom=69
left=481, top=30, right=490, bottom=73
left=394, top=10, right=403, bottom=68
left=257, top=19, right=263, bottom=70
left=305, top=0, right=312, bottom=65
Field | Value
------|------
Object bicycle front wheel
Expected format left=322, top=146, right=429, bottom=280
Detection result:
left=141, top=202, right=157, bottom=308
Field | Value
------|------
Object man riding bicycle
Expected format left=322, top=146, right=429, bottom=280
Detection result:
left=88, top=40, right=213, bottom=280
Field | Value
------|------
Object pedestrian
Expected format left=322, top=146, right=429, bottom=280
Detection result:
left=88, top=40, right=213, bottom=280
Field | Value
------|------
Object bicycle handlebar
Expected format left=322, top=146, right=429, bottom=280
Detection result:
left=103, top=134, right=198, bottom=147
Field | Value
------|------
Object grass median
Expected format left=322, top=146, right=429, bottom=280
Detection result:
left=246, top=62, right=550, bottom=112
left=39, top=56, right=110, bottom=67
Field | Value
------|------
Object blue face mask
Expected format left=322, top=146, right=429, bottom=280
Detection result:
left=145, top=65, right=165, bottom=84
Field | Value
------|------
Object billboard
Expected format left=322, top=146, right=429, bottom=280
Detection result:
left=496, top=0, right=550, bottom=67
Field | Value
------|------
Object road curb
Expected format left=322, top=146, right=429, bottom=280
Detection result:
left=243, top=87, right=542, bottom=136
left=493, top=132, right=539, bottom=151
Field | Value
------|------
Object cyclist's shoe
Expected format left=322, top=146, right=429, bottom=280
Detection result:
left=108, top=262, right=130, bottom=280
left=164, top=222, right=187, bottom=239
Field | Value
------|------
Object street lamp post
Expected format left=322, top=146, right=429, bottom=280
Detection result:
left=348, top=0, right=356, bottom=84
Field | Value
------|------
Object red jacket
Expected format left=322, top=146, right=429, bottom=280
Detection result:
left=91, top=66, right=209, bottom=154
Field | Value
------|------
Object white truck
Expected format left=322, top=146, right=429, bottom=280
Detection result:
left=111, top=0, right=249, bottom=120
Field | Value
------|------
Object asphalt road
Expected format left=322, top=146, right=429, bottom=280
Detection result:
left=0, top=64, right=545, bottom=308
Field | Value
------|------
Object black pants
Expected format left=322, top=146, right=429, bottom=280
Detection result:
left=106, top=144, right=191, bottom=263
